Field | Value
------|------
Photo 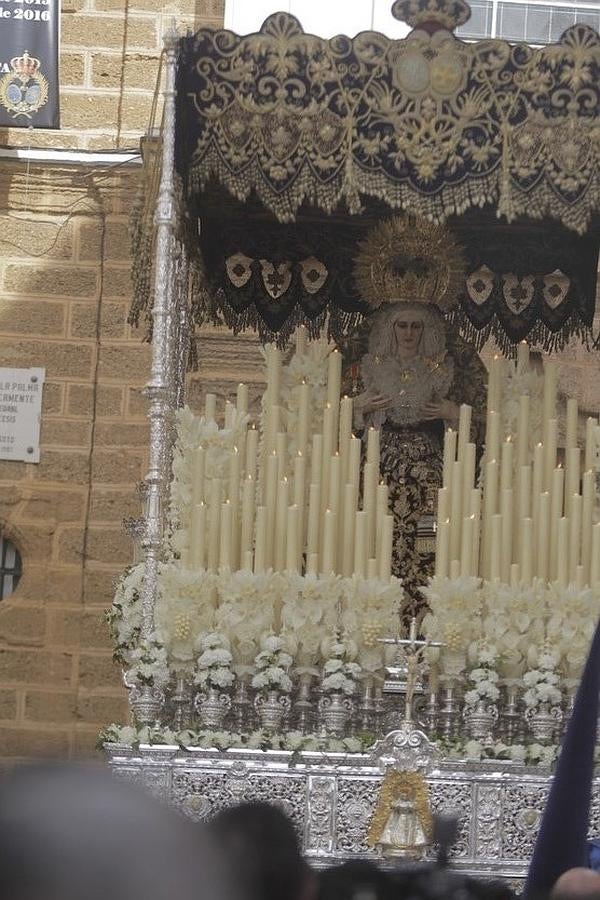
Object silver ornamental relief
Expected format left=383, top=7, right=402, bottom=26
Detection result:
left=195, top=688, right=232, bottom=730
left=463, top=700, right=498, bottom=743
left=306, top=776, right=336, bottom=854
left=474, top=784, right=503, bottom=859
left=525, top=704, right=562, bottom=743
left=319, top=693, right=354, bottom=736
left=254, top=691, right=291, bottom=731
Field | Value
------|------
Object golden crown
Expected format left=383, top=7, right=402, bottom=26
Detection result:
left=353, top=215, right=466, bottom=313
left=392, top=0, right=471, bottom=31
left=11, top=51, right=40, bottom=78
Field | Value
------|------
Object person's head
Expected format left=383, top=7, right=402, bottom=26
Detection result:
left=551, top=868, right=600, bottom=900
left=209, top=801, right=314, bottom=900
left=0, top=763, right=228, bottom=900
left=367, top=302, right=446, bottom=362
left=318, top=861, right=395, bottom=900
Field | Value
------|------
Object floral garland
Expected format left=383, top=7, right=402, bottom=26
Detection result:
left=522, top=649, right=562, bottom=711
left=100, top=723, right=368, bottom=755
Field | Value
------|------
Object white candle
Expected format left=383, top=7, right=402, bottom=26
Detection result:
left=581, top=470, right=594, bottom=582
left=482, top=459, right=498, bottom=579
left=536, top=492, right=550, bottom=582
left=275, top=477, right=289, bottom=570
left=543, top=418, right=558, bottom=493
left=276, top=432, right=287, bottom=482
left=204, top=392, right=216, bottom=421
left=322, top=509, right=336, bottom=574
left=500, top=438, right=513, bottom=495
left=286, top=505, right=299, bottom=573
left=265, top=452, right=278, bottom=567
left=339, top=396, right=353, bottom=458
left=443, top=428, right=457, bottom=489
left=584, top=417, right=597, bottom=471
left=240, top=475, right=255, bottom=563
left=321, top=405, right=335, bottom=512
left=295, top=324, right=308, bottom=356
left=367, top=427, right=380, bottom=467
left=378, top=514, right=394, bottom=582
left=516, top=464, right=531, bottom=562
left=576, top=565, right=586, bottom=590
left=191, top=447, right=206, bottom=508
left=569, top=493, right=582, bottom=582
left=460, top=515, right=474, bottom=577
left=254, top=506, right=267, bottom=573
left=328, top=453, right=341, bottom=517
left=375, top=481, right=389, bottom=561
left=245, top=426, right=259, bottom=482
left=462, top=442, right=476, bottom=519
left=354, top=510, right=368, bottom=577
left=549, top=466, right=564, bottom=579
left=490, top=514, right=502, bottom=582
left=367, top=558, right=378, bottom=580
left=521, top=517, right=533, bottom=584
left=565, top=447, right=581, bottom=517
left=450, top=559, right=461, bottom=580
left=189, top=502, right=207, bottom=570
left=557, top=517, right=569, bottom=587
left=297, top=381, right=310, bottom=459
left=470, top=488, right=481, bottom=575
left=268, top=344, right=281, bottom=407
left=224, top=400, right=235, bottom=429
left=435, top=518, right=450, bottom=578
left=532, top=442, right=544, bottom=549
left=293, top=453, right=306, bottom=553
left=207, top=478, right=222, bottom=572
left=517, top=341, right=529, bottom=374
left=243, top=550, right=253, bottom=572
left=307, top=553, right=318, bottom=576
left=311, top=433, right=323, bottom=486
left=348, top=436, right=361, bottom=507
left=363, top=461, right=378, bottom=558
left=457, top=404, right=472, bottom=461
left=306, top=483, right=321, bottom=559
left=516, top=394, right=530, bottom=469
left=486, top=410, right=501, bottom=466
left=565, top=397, right=578, bottom=451
left=510, top=563, right=520, bottom=587
left=501, top=488, right=513, bottom=581
left=449, top=459, right=463, bottom=563
left=219, top=501, right=232, bottom=570
left=542, top=358, right=558, bottom=423
left=342, top=483, right=356, bottom=576
left=236, top=383, right=248, bottom=416
left=591, top=523, right=600, bottom=586
left=327, top=349, right=342, bottom=411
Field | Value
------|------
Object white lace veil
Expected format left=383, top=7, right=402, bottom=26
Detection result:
left=367, top=302, right=447, bottom=360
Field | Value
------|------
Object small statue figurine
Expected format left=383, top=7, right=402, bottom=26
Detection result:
left=367, top=769, right=432, bottom=859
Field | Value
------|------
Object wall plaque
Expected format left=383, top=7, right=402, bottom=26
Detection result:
left=0, top=367, right=45, bottom=462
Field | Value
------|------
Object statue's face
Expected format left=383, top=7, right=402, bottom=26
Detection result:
left=393, top=315, right=424, bottom=357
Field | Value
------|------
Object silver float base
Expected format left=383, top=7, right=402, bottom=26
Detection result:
left=106, top=745, right=598, bottom=888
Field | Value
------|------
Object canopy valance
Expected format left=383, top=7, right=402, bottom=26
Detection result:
left=130, top=1, right=600, bottom=354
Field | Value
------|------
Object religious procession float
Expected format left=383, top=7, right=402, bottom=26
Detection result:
left=104, top=0, right=600, bottom=884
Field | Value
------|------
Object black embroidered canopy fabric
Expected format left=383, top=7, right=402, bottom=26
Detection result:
left=131, top=11, right=600, bottom=348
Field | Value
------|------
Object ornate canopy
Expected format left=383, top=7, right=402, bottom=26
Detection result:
left=131, top=0, right=600, bottom=352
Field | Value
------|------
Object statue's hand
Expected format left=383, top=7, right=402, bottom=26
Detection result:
left=356, top=392, right=392, bottom=415
left=421, top=400, right=460, bottom=422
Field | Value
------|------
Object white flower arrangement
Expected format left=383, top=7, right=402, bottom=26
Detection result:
left=342, top=576, right=402, bottom=674
left=421, top=575, right=481, bottom=674
left=464, top=644, right=501, bottom=708
left=442, top=737, right=557, bottom=767
left=155, top=568, right=216, bottom=670
left=281, top=572, right=345, bottom=668
left=546, top=583, right=597, bottom=679
left=195, top=633, right=235, bottom=690
left=321, top=639, right=362, bottom=695
left=251, top=635, right=294, bottom=693
left=127, top=634, right=171, bottom=688
left=108, top=563, right=145, bottom=662
left=522, top=649, right=562, bottom=710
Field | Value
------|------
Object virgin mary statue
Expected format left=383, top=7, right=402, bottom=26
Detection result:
left=344, top=217, right=487, bottom=623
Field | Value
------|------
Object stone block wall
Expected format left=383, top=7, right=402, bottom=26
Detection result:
left=1, top=0, right=224, bottom=149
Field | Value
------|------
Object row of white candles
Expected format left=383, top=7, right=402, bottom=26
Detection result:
left=184, top=338, right=395, bottom=580
left=436, top=344, right=600, bottom=587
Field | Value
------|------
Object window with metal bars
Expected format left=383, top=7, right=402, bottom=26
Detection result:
left=0, top=535, right=22, bottom=600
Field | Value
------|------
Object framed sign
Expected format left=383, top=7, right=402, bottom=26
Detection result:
left=0, top=0, right=59, bottom=127
left=0, top=367, right=45, bottom=462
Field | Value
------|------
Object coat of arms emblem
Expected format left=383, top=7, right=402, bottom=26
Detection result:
left=0, top=51, right=49, bottom=119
